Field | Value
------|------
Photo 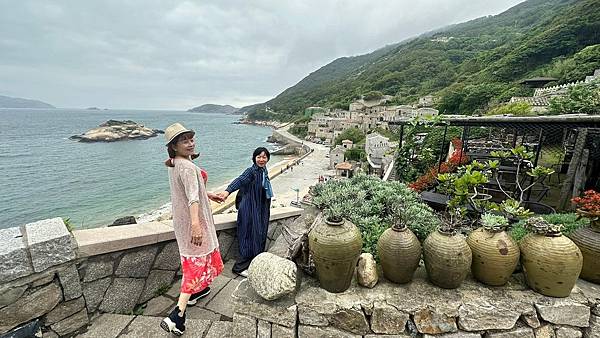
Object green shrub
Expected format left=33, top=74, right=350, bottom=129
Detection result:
left=509, top=213, right=588, bottom=241
left=312, top=174, right=439, bottom=257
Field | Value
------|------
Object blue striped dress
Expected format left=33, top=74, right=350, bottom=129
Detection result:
left=225, top=164, right=271, bottom=259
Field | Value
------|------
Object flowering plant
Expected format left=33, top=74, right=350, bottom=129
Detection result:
left=572, top=190, right=600, bottom=214
left=409, top=138, right=469, bottom=192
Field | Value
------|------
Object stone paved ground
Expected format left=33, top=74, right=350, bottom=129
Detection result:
left=75, top=229, right=244, bottom=338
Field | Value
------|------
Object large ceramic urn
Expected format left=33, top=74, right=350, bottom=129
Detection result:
left=423, top=229, right=472, bottom=289
left=377, top=222, right=421, bottom=284
left=309, top=216, right=362, bottom=293
left=569, top=210, right=600, bottom=284
left=520, top=218, right=582, bottom=297
left=467, top=225, right=520, bottom=286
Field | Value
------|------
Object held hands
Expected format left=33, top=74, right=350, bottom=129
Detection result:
left=215, top=191, right=230, bottom=201
left=207, top=192, right=224, bottom=203
left=191, top=223, right=203, bottom=246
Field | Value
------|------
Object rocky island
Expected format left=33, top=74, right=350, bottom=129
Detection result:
left=70, top=120, right=163, bottom=142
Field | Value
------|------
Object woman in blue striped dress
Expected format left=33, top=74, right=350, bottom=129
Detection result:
left=217, top=147, right=273, bottom=276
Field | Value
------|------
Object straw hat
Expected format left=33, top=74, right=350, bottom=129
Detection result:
left=164, top=123, right=195, bottom=145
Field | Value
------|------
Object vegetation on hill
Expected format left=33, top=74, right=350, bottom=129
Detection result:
left=244, top=0, right=600, bottom=120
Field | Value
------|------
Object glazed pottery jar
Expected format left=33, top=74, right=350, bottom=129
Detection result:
left=423, top=229, right=472, bottom=289
left=520, top=218, right=582, bottom=297
left=309, top=216, right=362, bottom=293
left=467, top=227, right=520, bottom=286
left=377, top=222, right=421, bottom=284
left=569, top=209, right=600, bottom=283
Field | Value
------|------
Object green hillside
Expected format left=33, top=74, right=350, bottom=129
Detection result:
left=244, top=0, right=600, bottom=119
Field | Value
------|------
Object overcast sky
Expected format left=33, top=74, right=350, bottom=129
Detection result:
left=0, top=0, right=525, bottom=110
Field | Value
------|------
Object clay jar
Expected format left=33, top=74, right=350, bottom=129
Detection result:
left=423, top=229, right=472, bottom=289
left=520, top=231, right=583, bottom=297
left=569, top=210, right=600, bottom=283
left=377, top=223, right=421, bottom=284
left=309, top=216, right=362, bottom=293
left=467, top=227, right=520, bottom=286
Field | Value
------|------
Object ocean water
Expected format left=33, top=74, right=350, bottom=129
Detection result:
left=0, top=109, right=279, bottom=229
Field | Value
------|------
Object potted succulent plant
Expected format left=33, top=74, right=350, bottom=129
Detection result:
left=467, top=213, right=520, bottom=286
left=519, top=217, right=582, bottom=297
left=309, top=203, right=363, bottom=293
left=569, top=189, right=600, bottom=283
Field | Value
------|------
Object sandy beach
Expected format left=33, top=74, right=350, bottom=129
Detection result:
left=138, top=125, right=329, bottom=222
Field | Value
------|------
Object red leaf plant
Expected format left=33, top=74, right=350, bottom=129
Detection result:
left=409, top=139, right=469, bottom=192
left=572, top=189, right=600, bottom=214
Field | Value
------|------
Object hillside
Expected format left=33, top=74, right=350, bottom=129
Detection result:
left=188, top=104, right=239, bottom=114
left=0, top=95, right=55, bottom=109
left=245, top=0, right=600, bottom=119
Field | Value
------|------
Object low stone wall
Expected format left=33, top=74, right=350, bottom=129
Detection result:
left=231, top=269, right=600, bottom=338
left=0, top=207, right=302, bottom=337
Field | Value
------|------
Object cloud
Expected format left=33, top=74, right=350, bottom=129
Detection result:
left=0, top=0, right=524, bottom=109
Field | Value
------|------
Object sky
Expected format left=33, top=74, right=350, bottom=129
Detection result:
left=0, top=0, right=525, bottom=110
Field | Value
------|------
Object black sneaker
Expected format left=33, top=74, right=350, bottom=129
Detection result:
left=187, top=287, right=211, bottom=306
left=160, top=306, right=186, bottom=336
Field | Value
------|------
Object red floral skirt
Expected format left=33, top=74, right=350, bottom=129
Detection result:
left=180, top=248, right=224, bottom=294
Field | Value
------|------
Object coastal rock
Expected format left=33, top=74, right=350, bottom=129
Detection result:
left=357, top=253, right=378, bottom=288
left=248, top=252, right=298, bottom=300
left=70, top=120, right=163, bottom=142
left=110, top=216, right=137, bottom=226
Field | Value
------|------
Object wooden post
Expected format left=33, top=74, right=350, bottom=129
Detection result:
left=558, top=129, right=588, bottom=210
left=572, top=149, right=589, bottom=199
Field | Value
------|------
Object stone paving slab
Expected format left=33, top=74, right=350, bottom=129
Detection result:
left=204, top=321, right=233, bottom=338
left=118, top=316, right=211, bottom=337
left=206, top=279, right=242, bottom=318
left=143, top=296, right=174, bottom=317
left=195, top=274, right=233, bottom=307
left=186, top=307, right=222, bottom=321
left=76, top=314, right=135, bottom=338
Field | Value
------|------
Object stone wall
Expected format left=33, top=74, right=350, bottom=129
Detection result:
left=230, top=213, right=600, bottom=338
left=0, top=207, right=302, bottom=337
left=231, top=269, right=600, bottom=338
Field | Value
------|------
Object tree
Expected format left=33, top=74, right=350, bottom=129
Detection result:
left=345, top=148, right=367, bottom=161
left=335, top=127, right=365, bottom=145
left=486, top=102, right=534, bottom=116
left=363, top=91, right=384, bottom=101
left=548, top=80, right=600, bottom=114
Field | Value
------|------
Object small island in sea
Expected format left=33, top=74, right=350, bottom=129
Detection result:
left=70, top=120, right=164, bottom=142
left=187, top=103, right=239, bottom=114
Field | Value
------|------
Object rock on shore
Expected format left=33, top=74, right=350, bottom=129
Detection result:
left=70, top=120, right=164, bottom=142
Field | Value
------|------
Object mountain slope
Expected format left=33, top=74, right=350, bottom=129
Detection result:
left=0, top=95, right=55, bottom=108
left=246, top=0, right=600, bottom=118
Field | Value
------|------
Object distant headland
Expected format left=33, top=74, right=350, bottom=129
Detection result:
left=0, top=95, right=55, bottom=108
left=70, top=120, right=164, bottom=142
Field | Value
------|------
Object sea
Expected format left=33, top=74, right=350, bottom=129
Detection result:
left=0, top=108, right=280, bottom=229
